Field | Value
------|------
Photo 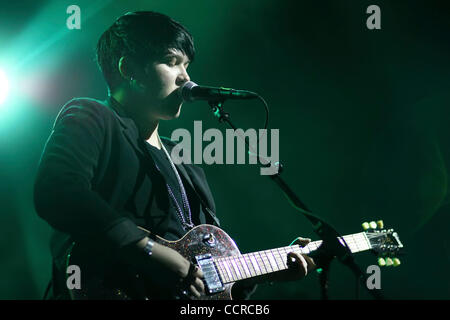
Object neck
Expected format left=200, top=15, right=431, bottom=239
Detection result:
left=213, top=231, right=371, bottom=284
left=111, top=88, right=161, bottom=149
left=146, top=125, right=161, bottom=149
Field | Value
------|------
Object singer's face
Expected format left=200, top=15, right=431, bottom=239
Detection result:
left=137, top=48, right=191, bottom=121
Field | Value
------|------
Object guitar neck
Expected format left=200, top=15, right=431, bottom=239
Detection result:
left=213, top=232, right=371, bottom=284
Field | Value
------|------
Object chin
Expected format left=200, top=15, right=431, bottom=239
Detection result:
left=162, top=105, right=182, bottom=120
left=172, top=104, right=183, bottom=118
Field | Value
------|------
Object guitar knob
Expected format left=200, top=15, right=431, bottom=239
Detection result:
left=385, top=257, right=393, bottom=266
left=369, top=221, right=377, bottom=229
left=377, top=220, right=384, bottom=229
left=378, top=257, right=386, bottom=267
left=362, top=222, right=370, bottom=230
left=203, top=233, right=216, bottom=247
left=393, top=258, right=401, bottom=267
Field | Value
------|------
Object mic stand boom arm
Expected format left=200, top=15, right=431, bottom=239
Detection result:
left=208, top=100, right=383, bottom=300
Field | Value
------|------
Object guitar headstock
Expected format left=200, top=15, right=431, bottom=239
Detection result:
left=362, top=220, right=404, bottom=267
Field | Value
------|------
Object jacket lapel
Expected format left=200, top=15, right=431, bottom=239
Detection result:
left=163, top=142, right=217, bottom=217
left=105, top=98, right=146, bottom=159
left=162, top=142, right=204, bottom=202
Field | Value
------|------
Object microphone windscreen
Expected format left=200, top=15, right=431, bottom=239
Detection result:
left=180, top=81, right=198, bottom=102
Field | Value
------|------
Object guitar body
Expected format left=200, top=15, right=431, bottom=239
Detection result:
left=66, top=224, right=241, bottom=300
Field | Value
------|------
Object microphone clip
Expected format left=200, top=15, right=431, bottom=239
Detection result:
left=208, top=100, right=230, bottom=124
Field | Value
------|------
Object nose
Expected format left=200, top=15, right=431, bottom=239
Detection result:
left=176, top=66, right=190, bottom=86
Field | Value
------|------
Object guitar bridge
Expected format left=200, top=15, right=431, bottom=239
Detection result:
left=195, top=254, right=225, bottom=294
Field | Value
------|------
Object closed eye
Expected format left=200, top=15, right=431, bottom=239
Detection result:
left=163, top=53, right=190, bottom=68
left=165, top=56, right=177, bottom=66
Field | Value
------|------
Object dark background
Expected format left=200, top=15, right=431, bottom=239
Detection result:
left=0, top=0, right=449, bottom=299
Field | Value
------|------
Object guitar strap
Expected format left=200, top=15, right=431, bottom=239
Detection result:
left=141, top=138, right=221, bottom=227
left=167, top=147, right=221, bottom=227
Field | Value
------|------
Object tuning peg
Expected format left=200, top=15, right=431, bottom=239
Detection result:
left=369, top=221, right=377, bottom=229
left=376, top=220, right=384, bottom=229
left=378, top=257, right=386, bottom=267
left=385, top=257, right=393, bottom=266
left=393, top=258, right=401, bottom=267
left=362, top=222, right=370, bottom=230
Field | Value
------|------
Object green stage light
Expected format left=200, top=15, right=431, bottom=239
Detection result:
left=0, top=69, right=9, bottom=105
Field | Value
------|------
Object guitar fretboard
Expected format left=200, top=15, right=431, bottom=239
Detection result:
left=213, top=232, right=371, bottom=284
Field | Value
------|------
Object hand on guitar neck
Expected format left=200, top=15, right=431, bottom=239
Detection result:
left=237, top=237, right=316, bottom=288
left=271, top=237, right=316, bottom=282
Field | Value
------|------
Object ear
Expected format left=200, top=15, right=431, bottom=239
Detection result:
left=118, top=56, right=131, bottom=81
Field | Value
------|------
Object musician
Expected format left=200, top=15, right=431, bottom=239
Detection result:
left=34, top=11, right=315, bottom=300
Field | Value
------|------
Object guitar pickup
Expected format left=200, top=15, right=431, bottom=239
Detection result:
left=195, top=254, right=225, bottom=294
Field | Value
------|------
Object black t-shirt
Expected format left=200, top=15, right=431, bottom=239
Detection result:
left=145, top=142, right=205, bottom=241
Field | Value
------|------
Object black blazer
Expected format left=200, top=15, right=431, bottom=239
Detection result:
left=34, top=97, right=220, bottom=257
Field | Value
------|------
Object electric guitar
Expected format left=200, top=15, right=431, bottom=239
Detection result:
left=65, top=220, right=403, bottom=300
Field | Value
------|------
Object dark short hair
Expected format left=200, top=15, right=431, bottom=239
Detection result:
left=96, top=11, right=195, bottom=91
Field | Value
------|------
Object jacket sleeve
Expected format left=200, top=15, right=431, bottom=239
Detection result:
left=33, top=102, right=147, bottom=251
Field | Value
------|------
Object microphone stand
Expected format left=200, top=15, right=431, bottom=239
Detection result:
left=207, top=100, right=383, bottom=300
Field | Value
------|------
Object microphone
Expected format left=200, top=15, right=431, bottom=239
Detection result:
left=180, top=81, right=258, bottom=102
